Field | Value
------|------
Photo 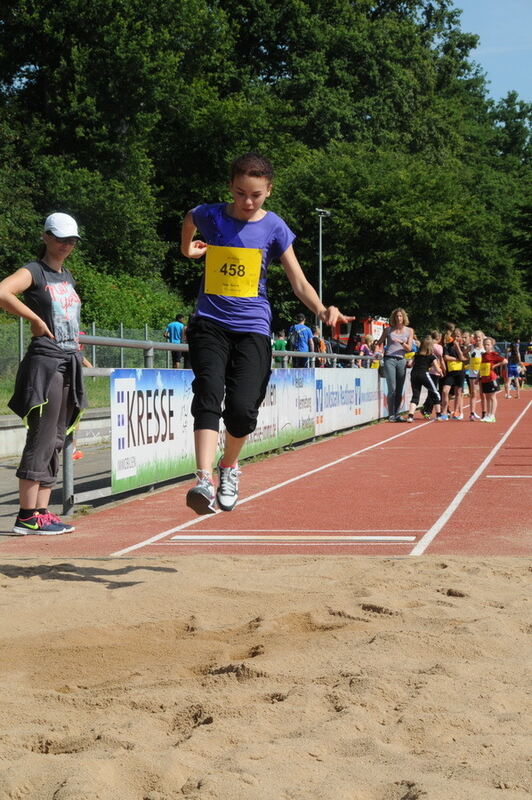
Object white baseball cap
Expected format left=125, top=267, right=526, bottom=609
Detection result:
left=44, top=212, right=81, bottom=239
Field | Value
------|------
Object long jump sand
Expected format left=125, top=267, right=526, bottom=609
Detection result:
left=0, top=555, right=529, bottom=799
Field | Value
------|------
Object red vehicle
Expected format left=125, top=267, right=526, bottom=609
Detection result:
left=330, top=316, right=388, bottom=353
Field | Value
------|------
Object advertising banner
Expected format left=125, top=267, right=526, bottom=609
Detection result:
left=111, top=369, right=195, bottom=494
left=110, top=366, right=412, bottom=495
left=315, top=369, right=380, bottom=436
left=240, top=367, right=315, bottom=459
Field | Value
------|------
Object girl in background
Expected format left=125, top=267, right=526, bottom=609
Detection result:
left=422, top=330, right=444, bottom=419
left=480, top=337, right=507, bottom=422
left=440, top=327, right=465, bottom=421
left=505, top=342, right=522, bottom=399
left=466, top=329, right=485, bottom=420
left=406, top=336, right=443, bottom=422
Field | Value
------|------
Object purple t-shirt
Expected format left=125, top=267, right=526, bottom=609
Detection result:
left=191, top=203, right=295, bottom=335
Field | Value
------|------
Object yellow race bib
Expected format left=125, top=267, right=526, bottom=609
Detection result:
left=469, top=356, right=482, bottom=372
left=480, top=362, right=491, bottom=377
left=204, top=245, right=262, bottom=297
left=448, top=360, right=463, bottom=372
left=370, top=359, right=380, bottom=369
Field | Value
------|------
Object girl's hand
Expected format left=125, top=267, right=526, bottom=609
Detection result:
left=319, top=307, right=350, bottom=327
left=30, top=318, right=54, bottom=339
left=185, top=240, right=208, bottom=259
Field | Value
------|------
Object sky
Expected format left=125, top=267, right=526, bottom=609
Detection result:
left=453, top=0, right=532, bottom=102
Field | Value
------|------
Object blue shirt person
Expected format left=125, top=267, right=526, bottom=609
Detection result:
left=288, top=313, right=314, bottom=367
left=164, top=314, right=185, bottom=367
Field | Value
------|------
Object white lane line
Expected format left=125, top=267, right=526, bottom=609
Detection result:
left=155, top=541, right=413, bottom=547
left=168, top=534, right=416, bottom=542
left=485, top=475, right=531, bottom=479
left=179, top=528, right=426, bottom=533
left=411, top=400, right=532, bottom=556
left=110, top=421, right=432, bottom=556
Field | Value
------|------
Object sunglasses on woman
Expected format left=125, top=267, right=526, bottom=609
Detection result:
left=46, top=232, right=78, bottom=245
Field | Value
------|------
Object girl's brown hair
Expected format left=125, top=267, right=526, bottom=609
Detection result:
left=389, top=307, right=409, bottom=327
left=418, top=335, right=434, bottom=356
left=230, top=153, right=274, bottom=183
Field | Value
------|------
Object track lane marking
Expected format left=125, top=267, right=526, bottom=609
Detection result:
left=174, top=528, right=425, bottom=533
left=485, top=475, right=531, bottom=478
left=168, top=534, right=416, bottom=542
left=110, top=421, right=432, bottom=556
left=410, top=401, right=531, bottom=556
left=154, top=541, right=414, bottom=548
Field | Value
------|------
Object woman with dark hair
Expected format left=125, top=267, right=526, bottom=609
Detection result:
left=0, top=212, right=86, bottom=535
left=375, top=308, right=414, bottom=422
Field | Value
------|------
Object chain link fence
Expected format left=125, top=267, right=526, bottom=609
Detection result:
left=0, top=318, right=527, bottom=378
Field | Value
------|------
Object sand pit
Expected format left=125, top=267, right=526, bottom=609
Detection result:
left=0, top=556, right=530, bottom=799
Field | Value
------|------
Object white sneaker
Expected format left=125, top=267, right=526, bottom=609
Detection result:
left=470, top=412, right=481, bottom=421
left=217, top=462, right=241, bottom=512
left=186, top=471, right=217, bottom=515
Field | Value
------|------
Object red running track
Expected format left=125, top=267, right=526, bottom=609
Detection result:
left=0, top=396, right=530, bottom=558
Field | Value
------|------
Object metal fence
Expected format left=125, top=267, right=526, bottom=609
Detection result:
left=0, top=319, right=174, bottom=375
left=1, top=318, right=525, bottom=375
left=2, top=323, right=528, bottom=514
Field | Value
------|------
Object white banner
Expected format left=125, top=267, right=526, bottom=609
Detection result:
left=110, top=367, right=412, bottom=494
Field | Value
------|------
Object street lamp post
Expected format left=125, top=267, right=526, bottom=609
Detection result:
left=315, top=208, right=331, bottom=334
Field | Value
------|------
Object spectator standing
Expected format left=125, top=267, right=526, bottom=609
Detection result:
left=422, top=330, right=444, bottom=419
left=466, top=330, right=485, bottom=420
left=480, top=337, right=507, bottom=422
left=453, top=328, right=470, bottom=418
left=440, top=327, right=465, bottom=420
left=273, top=329, right=288, bottom=366
left=0, top=213, right=85, bottom=535
left=180, top=152, right=347, bottom=515
left=164, top=313, right=186, bottom=368
left=358, top=334, right=373, bottom=367
left=505, top=342, right=522, bottom=398
left=312, top=326, right=327, bottom=367
left=375, top=308, right=414, bottom=422
left=406, top=336, right=443, bottom=422
left=288, top=313, right=314, bottom=368
left=369, top=338, right=383, bottom=370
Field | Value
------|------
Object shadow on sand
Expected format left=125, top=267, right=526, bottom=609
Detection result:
left=0, top=561, right=177, bottom=589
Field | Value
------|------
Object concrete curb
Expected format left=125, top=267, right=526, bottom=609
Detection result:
left=0, top=408, right=111, bottom=458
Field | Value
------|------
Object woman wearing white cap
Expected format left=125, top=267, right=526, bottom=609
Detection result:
left=0, top=212, right=86, bottom=535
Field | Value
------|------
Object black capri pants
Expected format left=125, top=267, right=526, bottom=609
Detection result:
left=410, top=370, right=441, bottom=407
left=187, top=317, right=272, bottom=438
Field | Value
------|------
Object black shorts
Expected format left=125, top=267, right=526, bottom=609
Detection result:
left=187, top=316, right=272, bottom=437
left=171, top=350, right=183, bottom=366
left=481, top=380, right=500, bottom=394
left=443, top=371, right=464, bottom=389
